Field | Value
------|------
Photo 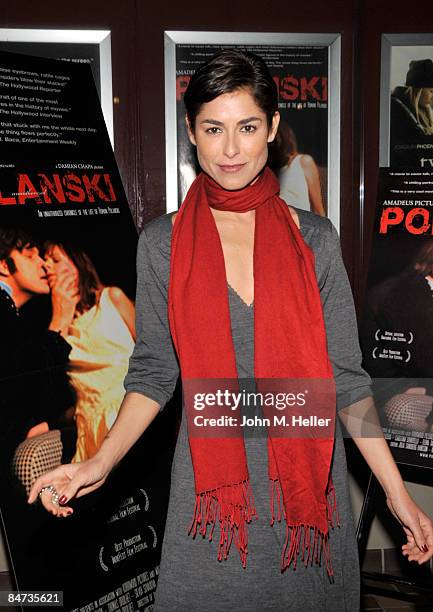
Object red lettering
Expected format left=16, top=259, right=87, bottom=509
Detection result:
left=103, top=174, right=116, bottom=201
left=278, top=75, right=327, bottom=101
left=322, top=77, right=328, bottom=102
left=0, top=191, right=16, bottom=205
left=379, top=207, right=405, bottom=233
left=63, top=173, right=85, bottom=202
left=300, top=77, right=320, bottom=101
left=279, top=76, right=299, bottom=101
left=176, top=75, right=190, bottom=101
left=17, top=174, right=41, bottom=204
left=406, top=208, right=431, bottom=234
left=82, top=174, right=108, bottom=202
left=38, top=174, right=66, bottom=203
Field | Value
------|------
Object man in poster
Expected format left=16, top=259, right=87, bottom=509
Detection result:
left=0, top=50, right=168, bottom=611
left=0, top=227, right=77, bottom=472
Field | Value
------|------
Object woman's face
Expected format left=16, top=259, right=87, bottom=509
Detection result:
left=44, top=244, right=79, bottom=291
left=419, top=88, right=433, bottom=108
left=187, top=88, right=279, bottom=191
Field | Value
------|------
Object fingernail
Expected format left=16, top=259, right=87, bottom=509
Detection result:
left=423, top=545, right=428, bottom=553
left=59, top=496, right=67, bottom=505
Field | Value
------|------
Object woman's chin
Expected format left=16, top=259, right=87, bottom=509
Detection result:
left=207, top=168, right=263, bottom=192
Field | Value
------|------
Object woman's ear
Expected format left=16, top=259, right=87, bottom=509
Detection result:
left=185, top=115, right=197, bottom=146
left=267, top=111, right=280, bottom=143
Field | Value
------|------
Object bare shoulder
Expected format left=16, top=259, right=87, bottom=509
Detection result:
left=108, top=286, right=130, bottom=305
left=298, top=154, right=316, bottom=171
left=288, top=206, right=300, bottom=229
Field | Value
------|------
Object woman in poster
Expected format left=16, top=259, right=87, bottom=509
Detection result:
left=44, top=242, right=135, bottom=462
left=271, top=120, right=326, bottom=215
left=390, top=58, right=433, bottom=167
left=30, top=50, right=433, bottom=611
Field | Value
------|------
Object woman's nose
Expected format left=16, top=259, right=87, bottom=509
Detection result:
left=222, top=131, right=240, bottom=158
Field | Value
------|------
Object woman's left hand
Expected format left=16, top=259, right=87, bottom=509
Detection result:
left=386, top=489, right=433, bottom=564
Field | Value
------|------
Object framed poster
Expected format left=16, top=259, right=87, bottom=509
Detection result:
left=0, top=49, right=172, bottom=610
left=360, top=34, right=433, bottom=469
left=380, top=33, right=433, bottom=169
left=164, top=31, right=341, bottom=229
left=0, top=29, right=113, bottom=145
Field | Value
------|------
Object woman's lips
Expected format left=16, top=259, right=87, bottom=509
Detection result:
left=218, top=163, right=246, bottom=173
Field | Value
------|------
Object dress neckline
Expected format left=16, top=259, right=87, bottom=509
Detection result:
left=227, top=283, right=254, bottom=309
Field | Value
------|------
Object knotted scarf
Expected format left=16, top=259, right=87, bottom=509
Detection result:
left=168, top=167, right=337, bottom=576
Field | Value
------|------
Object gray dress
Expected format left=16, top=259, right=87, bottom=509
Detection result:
left=124, top=209, right=372, bottom=612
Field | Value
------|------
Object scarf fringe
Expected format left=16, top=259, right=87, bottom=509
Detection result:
left=189, top=479, right=257, bottom=568
left=270, top=478, right=339, bottom=579
left=280, top=523, right=334, bottom=579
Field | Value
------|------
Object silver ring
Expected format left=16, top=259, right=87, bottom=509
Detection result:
left=39, top=485, right=60, bottom=506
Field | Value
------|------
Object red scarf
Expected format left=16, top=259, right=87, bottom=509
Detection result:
left=168, top=167, right=337, bottom=576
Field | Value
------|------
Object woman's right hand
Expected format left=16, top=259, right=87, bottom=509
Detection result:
left=27, top=456, right=109, bottom=517
left=46, top=259, right=80, bottom=334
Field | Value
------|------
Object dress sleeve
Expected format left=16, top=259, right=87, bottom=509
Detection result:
left=319, top=222, right=372, bottom=411
left=124, top=228, right=179, bottom=410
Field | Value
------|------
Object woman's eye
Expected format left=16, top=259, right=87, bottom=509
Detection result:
left=205, top=127, right=222, bottom=135
left=241, top=124, right=257, bottom=133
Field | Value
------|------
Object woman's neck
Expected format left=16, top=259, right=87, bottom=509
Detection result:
left=210, top=208, right=256, bottom=223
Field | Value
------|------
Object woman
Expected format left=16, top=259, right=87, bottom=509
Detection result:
left=271, top=120, right=326, bottom=215
left=29, top=51, right=433, bottom=611
left=390, top=58, right=433, bottom=167
left=43, top=242, right=135, bottom=462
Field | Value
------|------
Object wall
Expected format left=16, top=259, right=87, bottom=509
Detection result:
left=1, top=0, right=432, bottom=578
left=1, top=0, right=361, bottom=258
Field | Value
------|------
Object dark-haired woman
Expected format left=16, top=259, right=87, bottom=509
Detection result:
left=44, top=243, right=135, bottom=461
left=30, top=50, right=433, bottom=611
left=271, top=121, right=326, bottom=215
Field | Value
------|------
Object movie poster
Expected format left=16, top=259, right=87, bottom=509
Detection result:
left=175, top=44, right=328, bottom=216
left=387, top=44, right=433, bottom=168
left=360, top=167, right=433, bottom=468
left=0, top=50, right=174, bottom=611
left=0, top=41, right=101, bottom=98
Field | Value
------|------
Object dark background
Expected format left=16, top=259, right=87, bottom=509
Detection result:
left=0, top=0, right=359, bottom=287
left=0, top=0, right=405, bottom=309
left=1, top=0, right=433, bottom=597
left=0, top=0, right=423, bottom=308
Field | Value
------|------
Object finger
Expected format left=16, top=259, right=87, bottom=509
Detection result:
left=28, top=471, right=62, bottom=503
left=39, top=490, right=65, bottom=516
left=404, top=545, right=430, bottom=564
left=405, top=517, right=427, bottom=553
left=56, top=470, right=91, bottom=505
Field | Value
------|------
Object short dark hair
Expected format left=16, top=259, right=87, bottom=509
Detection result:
left=0, top=227, right=35, bottom=273
left=184, top=49, right=278, bottom=130
left=0, top=227, right=34, bottom=260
